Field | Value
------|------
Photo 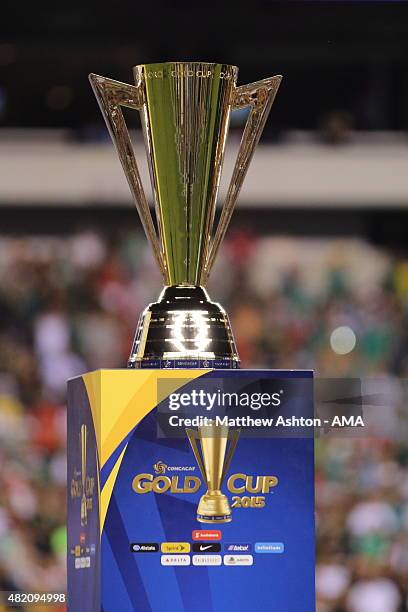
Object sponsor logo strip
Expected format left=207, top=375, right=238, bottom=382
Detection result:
left=192, top=555, right=222, bottom=566
left=161, top=542, right=190, bottom=553
left=74, top=556, right=91, bottom=569
left=224, top=543, right=252, bottom=553
left=161, top=555, right=190, bottom=566
left=192, top=543, right=221, bottom=553
left=192, top=530, right=221, bottom=541
left=255, top=542, right=284, bottom=554
left=130, top=543, right=159, bottom=553
left=224, top=555, right=253, bottom=566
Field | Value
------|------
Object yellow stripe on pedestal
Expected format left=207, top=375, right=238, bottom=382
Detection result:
left=99, top=370, right=208, bottom=468
left=100, top=443, right=128, bottom=534
left=81, top=369, right=210, bottom=534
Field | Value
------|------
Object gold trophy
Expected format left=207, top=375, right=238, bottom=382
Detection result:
left=89, top=62, right=281, bottom=368
left=90, top=61, right=281, bottom=522
left=186, top=425, right=239, bottom=523
left=80, top=424, right=88, bottom=527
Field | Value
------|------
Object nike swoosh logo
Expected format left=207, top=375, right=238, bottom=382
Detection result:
left=200, top=545, right=213, bottom=551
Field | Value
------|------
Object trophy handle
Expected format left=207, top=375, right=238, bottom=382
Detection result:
left=220, top=428, right=240, bottom=483
left=186, top=429, right=209, bottom=487
left=204, top=75, right=282, bottom=280
left=89, top=74, right=167, bottom=279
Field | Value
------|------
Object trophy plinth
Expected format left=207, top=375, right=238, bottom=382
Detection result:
left=90, top=62, right=281, bottom=367
left=128, top=285, right=238, bottom=368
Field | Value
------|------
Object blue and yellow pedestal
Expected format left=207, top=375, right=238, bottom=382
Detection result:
left=67, top=369, right=315, bottom=612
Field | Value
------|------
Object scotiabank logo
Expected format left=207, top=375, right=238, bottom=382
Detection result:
left=192, top=530, right=221, bottom=541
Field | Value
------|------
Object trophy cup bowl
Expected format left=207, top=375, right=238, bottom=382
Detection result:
left=89, top=62, right=281, bottom=368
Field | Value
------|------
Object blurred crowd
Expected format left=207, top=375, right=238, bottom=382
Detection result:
left=0, top=228, right=407, bottom=611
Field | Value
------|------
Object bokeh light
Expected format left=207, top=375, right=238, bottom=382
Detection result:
left=330, top=325, right=357, bottom=355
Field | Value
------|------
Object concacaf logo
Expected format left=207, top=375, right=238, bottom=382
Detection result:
left=153, top=461, right=167, bottom=474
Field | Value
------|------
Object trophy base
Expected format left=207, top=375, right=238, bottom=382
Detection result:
left=128, top=285, right=239, bottom=368
left=196, top=491, right=232, bottom=524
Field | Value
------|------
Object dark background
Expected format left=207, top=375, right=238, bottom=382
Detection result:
left=2, top=2, right=408, bottom=246
left=1, top=2, right=408, bottom=132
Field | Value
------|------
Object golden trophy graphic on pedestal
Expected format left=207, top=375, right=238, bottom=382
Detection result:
left=187, top=425, right=240, bottom=523
left=80, top=424, right=88, bottom=527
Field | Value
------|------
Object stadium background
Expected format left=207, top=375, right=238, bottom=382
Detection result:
left=0, top=3, right=408, bottom=611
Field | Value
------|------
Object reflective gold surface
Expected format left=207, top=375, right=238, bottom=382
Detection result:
left=89, top=73, right=165, bottom=279
left=89, top=62, right=281, bottom=286
left=128, top=285, right=239, bottom=367
left=205, top=74, right=282, bottom=280
left=89, top=62, right=282, bottom=365
left=186, top=425, right=240, bottom=523
left=135, top=63, right=236, bottom=286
